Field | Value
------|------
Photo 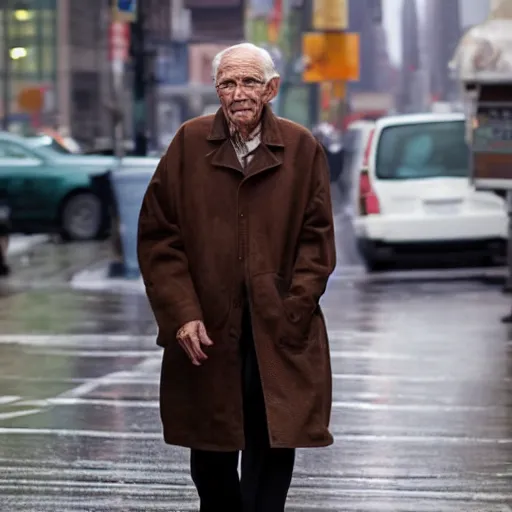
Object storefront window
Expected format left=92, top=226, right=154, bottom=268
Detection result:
left=3, top=5, right=56, bottom=80
left=1, top=0, right=57, bottom=123
left=41, top=46, right=54, bottom=76
left=13, top=17, right=37, bottom=37
left=41, top=9, right=55, bottom=39
left=10, top=46, right=37, bottom=74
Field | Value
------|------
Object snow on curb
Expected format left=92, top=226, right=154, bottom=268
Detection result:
left=6, top=235, right=50, bottom=257
left=70, top=265, right=145, bottom=293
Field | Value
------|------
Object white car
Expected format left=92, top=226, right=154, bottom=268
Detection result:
left=348, top=113, right=507, bottom=271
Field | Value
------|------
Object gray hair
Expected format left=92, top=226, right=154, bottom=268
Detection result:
left=212, top=43, right=280, bottom=84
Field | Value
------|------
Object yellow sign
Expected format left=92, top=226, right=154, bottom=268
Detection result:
left=313, top=0, right=348, bottom=30
left=302, top=32, right=360, bottom=83
left=268, top=22, right=279, bottom=44
left=332, top=81, right=346, bottom=99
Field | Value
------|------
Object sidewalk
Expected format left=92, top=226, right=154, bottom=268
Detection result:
left=6, top=235, right=50, bottom=258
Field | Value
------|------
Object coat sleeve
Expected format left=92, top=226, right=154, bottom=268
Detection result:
left=285, top=141, right=336, bottom=319
left=137, top=127, right=203, bottom=342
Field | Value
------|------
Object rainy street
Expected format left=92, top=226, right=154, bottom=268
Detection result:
left=0, top=0, right=510, bottom=508
left=0, top=224, right=512, bottom=512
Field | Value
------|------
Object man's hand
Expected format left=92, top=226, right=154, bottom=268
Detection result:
left=176, top=320, right=214, bottom=366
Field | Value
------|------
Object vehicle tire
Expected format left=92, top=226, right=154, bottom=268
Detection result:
left=60, top=192, right=103, bottom=242
left=360, top=251, right=389, bottom=273
left=480, top=252, right=503, bottom=267
left=364, top=258, right=389, bottom=273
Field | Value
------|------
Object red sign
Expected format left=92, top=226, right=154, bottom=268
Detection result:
left=109, top=22, right=130, bottom=62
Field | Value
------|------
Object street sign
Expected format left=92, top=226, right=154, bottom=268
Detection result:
left=109, top=22, right=130, bottom=63
left=17, top=87, right=44, bottom=113
left=313, top=0, right=348, bottom=31
left=112, top=0, right=137, bottom=23
left=302, top=32, right=359, bottom=83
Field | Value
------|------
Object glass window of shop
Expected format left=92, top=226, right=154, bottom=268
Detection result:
left=0, top=0, right=56, bottom=108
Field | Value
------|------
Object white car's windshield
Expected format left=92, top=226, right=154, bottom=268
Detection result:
left=376, top=121, right=469, bottom=180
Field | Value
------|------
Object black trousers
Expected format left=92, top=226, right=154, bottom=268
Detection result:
left=190, top=309, right=295, bottom=512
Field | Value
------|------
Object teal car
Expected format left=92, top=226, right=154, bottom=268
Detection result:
left=0, top=132, right=159, bottom=241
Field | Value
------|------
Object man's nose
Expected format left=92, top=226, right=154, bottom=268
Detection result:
left=233, top=84, right=247, bottom=100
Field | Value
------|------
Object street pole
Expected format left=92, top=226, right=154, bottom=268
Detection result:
left=131, top=0, right=148, bottom=156
left=302, top=0, right=318, bottom=128
left=109, top=17, right=130, bottom=159
left=112, top=61, right=125, bottom=159
left=2, top=1, right=10, bottom=131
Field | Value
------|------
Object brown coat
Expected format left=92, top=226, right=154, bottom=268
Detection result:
left=137, top=106, right=336, bottom=451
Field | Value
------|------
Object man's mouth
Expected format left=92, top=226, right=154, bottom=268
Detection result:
left=231, top=105, right=253, bottom=113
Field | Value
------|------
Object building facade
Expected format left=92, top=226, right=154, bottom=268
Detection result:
left=0, top=0, right=57, bottom=131
left=346, top=0, right=381, bottom=95
left=399, top=0, right=421, bottom=112
left=345, top=0, right=394, bottom=117
left=425, top=0, right=462, bottom=103
left=61, top=0, right=173, bottom=148
left=1, top=0, right=175, bottom=147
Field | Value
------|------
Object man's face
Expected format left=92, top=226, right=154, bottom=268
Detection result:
left=215, top=50, right=278, bottom=134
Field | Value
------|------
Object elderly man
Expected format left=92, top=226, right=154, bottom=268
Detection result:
left=137, top=43, right=336, bottom=512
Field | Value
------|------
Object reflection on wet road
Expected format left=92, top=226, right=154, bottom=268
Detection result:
left=0, top=256, right=511, bottom=511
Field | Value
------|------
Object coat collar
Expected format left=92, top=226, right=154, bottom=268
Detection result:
left=206, top=105, right=284, bottom=176
left=207, top=104, right=284, bottom=147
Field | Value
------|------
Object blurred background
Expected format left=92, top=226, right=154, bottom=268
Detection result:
left=0, top=0, right=507, bottom=278
left=0, top=0, right=490, bottom=152
left=0, top=0, right=504, bottom=277
left=2, top=3, right=512, bottom=511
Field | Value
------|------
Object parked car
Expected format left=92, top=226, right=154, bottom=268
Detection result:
left=350, top=113, right=507, bottom=271
left=24, top=136, right=161, bottom=169
left=340, top=120, right=375, bottom=215
left=25, top=135, right=76, bottom=155
left=0, top=131, right=115, bottom=241
left=0, top=186, right=10, bottom=275
left=25, top=129, right=83, bottom=154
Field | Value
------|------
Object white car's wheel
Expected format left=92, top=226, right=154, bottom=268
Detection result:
left=358, top=241, right=390, bottom=273
left=363, top=255, right=388, bottom=273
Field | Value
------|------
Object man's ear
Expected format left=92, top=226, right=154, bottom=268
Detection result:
left=263, top=76, right=280, bottom=103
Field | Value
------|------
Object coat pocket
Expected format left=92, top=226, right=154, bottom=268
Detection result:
left=279, top=295, right=315, bottom=352
left=251, top=272, right=313, bottom=351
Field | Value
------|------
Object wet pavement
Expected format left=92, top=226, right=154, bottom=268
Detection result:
left=0, top=229, right=512, bottom=510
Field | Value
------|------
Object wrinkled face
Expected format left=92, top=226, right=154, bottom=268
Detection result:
left=215, top=49, right=279, bottom=134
